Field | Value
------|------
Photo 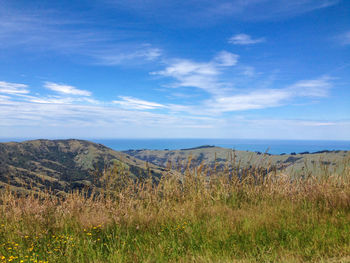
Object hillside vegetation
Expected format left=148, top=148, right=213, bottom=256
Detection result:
left=0, top=139, right=166, bottom=195
left=0, top=148, right=350, bottom=262
left=0, top=140, right=349, bottom=262
left=1, top=140, right=348, bottom=195
left=125, top=146, right=349, bottom=177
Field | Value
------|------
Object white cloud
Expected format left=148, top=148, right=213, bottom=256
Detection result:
left=287, top=76, right=332, bottom=97
left=28, top=96, right=98, bottom=105
left=0, top=95, right=11, bottom=104
left=27, top=97, right=75, bottom=104
left=93, top=46, right=162, bottom=65
left=151, top=52, right=238, bottom=95
left=0, top=97, right=217, bottom=138
left=113, top=96, right=165, bottom=110
left=0, top=76, right=346, bottom=139
left=214, top=51, right=239, bottom=66
left=143, top=47, right=162, bottom=60
left=152, top=51, right=333, bottom=115
left=207, top=89, right=290, bottom=112
left=244, top=119, right=340, bottom=129
left=201, top=76, right=333, bottom=114
left=0, top=81, right=29, bottom=95
left=229, top=34, right=265, bottom=45
left=151, top=60, right=220, bottom=94
left=154, top=59, right=219, bottom=77
left=44, top=82, right=92, bottom=96
left=1, top=93, right=348, bottom=139
left=294, top=121, right=336, bottom=127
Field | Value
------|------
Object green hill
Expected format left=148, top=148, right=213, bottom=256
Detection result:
left=124, top=146, right=349, bottom=177
left=0, top=139, right=166, bottom=194
left=1, top=140, right=348, bottom=194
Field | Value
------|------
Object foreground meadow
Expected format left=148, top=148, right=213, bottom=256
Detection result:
left=0, top=157, right=350, bottom=263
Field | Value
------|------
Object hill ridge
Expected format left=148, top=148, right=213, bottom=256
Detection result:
left=0, top=139, right=165, bottom=194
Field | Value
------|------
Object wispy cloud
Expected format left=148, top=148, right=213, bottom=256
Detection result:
left=230, top=118, right=339, bottom=128
left=336, top=31, right=350, bottom=46
left=203, top=76, right=332, bottom=114
left=92, top=46, right=162, bottom=65
left=151, top=50, right=333, bottom=115
left=151, top=51, right=237, bottom=95
left=44, top=82, right=92, bottom=96
left=287, top=76, right=332, bottom=97
left=154, top=60, right=219, bottom=77
left=26, top=96, right=98, bottom=105
left=113, top=96, right=165, bottom=110
left=0, top=7, right=98, bottom=49
left=215, top=0, right=340, bottom=21
left=241, top=66, right=256, bottom=77
left=0, top=81, right=29, bottom=95
left=0, top=95, right=11, bottom=103
left=292, top=121, right=336, bottom=127
left=0, top=77, right=345, bottom=139
left=214, top=51, right=239, bottom=66
left=107, top=0, right=340, bottom=24
left=0, top=6, right=162, bottom=66
left=229, top=34, right=265, bottom=45
left=206, top=89, right=290, bottom=112
left=0, top=94, right=216, bottom=138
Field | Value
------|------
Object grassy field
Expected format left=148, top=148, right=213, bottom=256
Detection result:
left=0, top=156, right=350, bottom=262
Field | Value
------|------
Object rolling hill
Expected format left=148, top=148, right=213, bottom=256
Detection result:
left=0, top=139, right=166, bottom=194
left=124, top=146, right=349, bottom=177
left=0, top=140, right=348, bottom=194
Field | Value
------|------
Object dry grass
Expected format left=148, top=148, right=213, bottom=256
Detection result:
left=0, top=155, right=350, bottom=262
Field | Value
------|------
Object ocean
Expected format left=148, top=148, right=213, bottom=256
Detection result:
left=1, top=138, right=350, bottom=155
left=91, top=139, right=350, bottom=155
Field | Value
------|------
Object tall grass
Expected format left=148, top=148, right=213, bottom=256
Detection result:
left=0, top=155, right=350, bottom=262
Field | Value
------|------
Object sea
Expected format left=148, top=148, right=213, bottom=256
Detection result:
left=1, top=138, right=350, bottom=155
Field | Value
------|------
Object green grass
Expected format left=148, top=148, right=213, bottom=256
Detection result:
left=1, top=200, right=349, bottom=262
left=1, top=160, right=350, bottom=262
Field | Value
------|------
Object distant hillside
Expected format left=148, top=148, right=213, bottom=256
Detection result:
left=1, top=140, right=348, bottom=195
left=0, top=139, right=166, bottom=194
left=124, top=146, right=349, bottom=176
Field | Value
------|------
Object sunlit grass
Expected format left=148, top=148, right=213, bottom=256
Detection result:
left=0, top=155, right=349, bottom=262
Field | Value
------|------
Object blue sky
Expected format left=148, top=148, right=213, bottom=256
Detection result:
left=0, top=0, right=349, bottom=139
